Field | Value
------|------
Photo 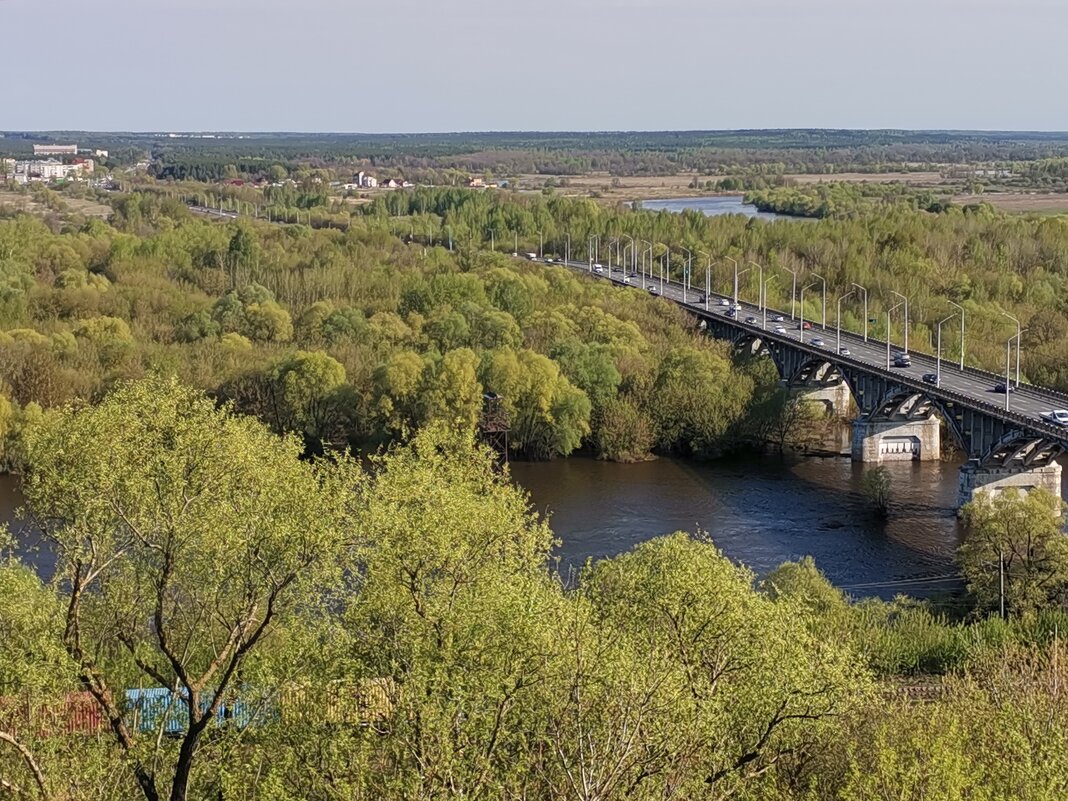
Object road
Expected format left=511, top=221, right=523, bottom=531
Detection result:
left=551, top=259, right=1068, bottom=437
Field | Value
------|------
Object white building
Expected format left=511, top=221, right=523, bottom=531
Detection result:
left=33, top=143, right=78, bottom=156
left=12, top=159, right=93, bottom=184
left=357, top=171, right=378, bottom=188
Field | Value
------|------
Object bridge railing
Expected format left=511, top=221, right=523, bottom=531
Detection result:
left=564, top=261, right=1068, bottom=447
left=582, top=260, right=1068, bottom=409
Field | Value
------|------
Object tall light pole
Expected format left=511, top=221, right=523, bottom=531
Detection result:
left=1005, top=330, right=1025, bottom=411
left=565, top=232, right=571, bottom=264
left=890, top=290, right=909, bottom=354
left=748, top=260, right=764, bottom=310
left=948, top=300, right=965, bottom=369
left=835, top=290, right=855, bottom=353
left=936, top=312, right=957, bottom=386
left=681, top=247, right=693, bottom=303
left=697, top=249, right=712, bottom=305
left=1001, top=311, right=1021, bottom=387
left=622, top=235, right=634, bottom=273
left=783, top=265, right=798, bottom=320
left=762, top=275, right=777, bottom=330
left=539, top=230, right=544, bottom=260
left=851, top=282, right=869, bottom=342
left=811, top=272, right=827, bottom=329
left=885, top=301, right=905, bottom=368
left=799, top=283, right=816, bottom=344
left=733, top=263, right=751, bottom=307
left=660, top=250, right=666, bottom=295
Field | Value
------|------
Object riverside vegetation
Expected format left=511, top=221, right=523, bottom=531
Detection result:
left=1, top=183, right=1068, bottom=798
left=3, top=376, right=1068, bottom=801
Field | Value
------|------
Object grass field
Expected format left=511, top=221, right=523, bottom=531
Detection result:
left=0, top=189, right=111, bottom=218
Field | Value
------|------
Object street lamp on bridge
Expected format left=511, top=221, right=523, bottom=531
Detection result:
left=762, top=275, right=778, bottom=330
left=851, top=282, right=869, bottom=342
left=1005, top=328, right=1026, bottom=411
left=1001, top=311, right=1021, bottom=387
left=885, top=301, right=905, bottom=369
left=799, top=283, right=816, bottom=343
left=748, top=261, right=764, bottom=310
left=936, top=311, right=959, bottom=386
left=836, top=290, right=856, bottom=353
left=948, top=300, right=965, bottom=370
left=733, top=261, right=750, bottom=308
left=697, top=250, right=712, bottom=310
left=782, top=265, right=798, bottom=320
left=890, top=290, right=909, bottom=354
left=811, top=272, right=827, bottom=329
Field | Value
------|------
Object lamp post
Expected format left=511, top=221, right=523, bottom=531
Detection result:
left=733, top=262, right=751, bottom=307
left=622, top=235, right=635, bottom=274
left=1001, top=311, right=1021, bottom=387
left=799, top=283, right=816, bottom=343
left=835, top=290, right=855, bottom=353
left=697, top=249, right=712, bottom=308
left=1005, top=330, right=1025, bottom=411
left=890, top=290, right=909, bottom=354
left=948, top=300, right=965, bottom=369
left=762, top=275, right=777, bottom=330
left=748, top=261, right=764, bottom=310
left=851, top=283, right=869, bottom=342
left=783, top=265, right=798, bottom=320
left=681, top=247, right=693, bottom=303
left=811, top=272, right=827, bottom=329
left=936, top=312, right=958, bottom=386
left=885, top=301, right=905, bottom=369
left=564, top=232, right=571, bottom=264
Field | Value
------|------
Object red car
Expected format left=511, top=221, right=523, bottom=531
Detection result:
left=798, top=321, right=812, bottom=330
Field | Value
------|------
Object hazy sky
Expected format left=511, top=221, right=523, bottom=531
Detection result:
left=4, top=0, right=1066, bottom=132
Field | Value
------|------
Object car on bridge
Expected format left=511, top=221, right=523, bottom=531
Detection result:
left=1042, top=409, right=1068, bottom=426
left=839, top=347, right=851, bottom=356
left=772, top=315, right=784, bottom=323
left=773, top=324, right=787, bottom=334
left=594, top=264, right=604, bottom=273
left=647, top=286, right=659, bottom=295
left=744, top=316, right=757, bottom=324
left=922, top=373, right=940, bottom=386
left=993, top=381, right=1016, bottom=393
left=719, top=298, right=730, bottom=307
left=811, top=337, right=825, bottom=346
left=893, top=353, right=911, bottom=368
left=798, top=321, right=812, bottom=330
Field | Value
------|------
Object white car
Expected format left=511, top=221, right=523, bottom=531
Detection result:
left=719, top=298, right=730, bottom=307
left=1042, top=409, right=1068, bottom=426
left=772, top=315, right=785, bottom=323
left=594, top=266, right=604, bottom=273
left=773, top=325, right=787, bottom=334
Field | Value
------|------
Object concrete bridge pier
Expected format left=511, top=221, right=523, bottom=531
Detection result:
left=851, top=416, right=942, bottom=462
left=958, top=460, right=1063, bottom=509
left=792, top=381, right=852, bottom=417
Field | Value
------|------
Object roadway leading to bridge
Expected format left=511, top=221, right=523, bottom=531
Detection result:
left=554, top=259, right=1068, bottom=437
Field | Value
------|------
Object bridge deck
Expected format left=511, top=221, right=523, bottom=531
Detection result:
left=553, top=260, right=1068, bottom=450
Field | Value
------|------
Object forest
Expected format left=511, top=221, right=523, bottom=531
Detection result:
left=1, top=377, right=1068, bottom=800
left=2, top=179, right=1068, bottom=798
left=12, top=129, right=1068, bottom=182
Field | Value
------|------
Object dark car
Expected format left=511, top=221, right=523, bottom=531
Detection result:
left=744, top=316, right=757, bottom=324
left=922, top=373, right=939, bottom=386
left=994, top=382, right=1016, bottom=393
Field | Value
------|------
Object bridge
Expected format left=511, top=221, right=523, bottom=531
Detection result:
left=553, top=259, right=1068, bottom=510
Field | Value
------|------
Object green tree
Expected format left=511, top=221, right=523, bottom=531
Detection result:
left=271, top=349, right=347, bottom=439
left=21, top=376, right=358, bottom=801
left=959, top=489, right=1068, bottom=616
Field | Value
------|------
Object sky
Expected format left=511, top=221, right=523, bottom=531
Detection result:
left=4, top=0, right=1067, bottom=132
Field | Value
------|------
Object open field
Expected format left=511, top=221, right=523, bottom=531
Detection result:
left=953, top=192, right=1068, bottom=213
left=0, top=189, right=111, bottom=218
left=785, top=171, right=947, bottom=186
left=521, top=170, right=955, bottom=203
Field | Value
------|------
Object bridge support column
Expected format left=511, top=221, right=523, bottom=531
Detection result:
left=958, top=461, right=1063, bottom=510
left=791, top=381, right=852, bottom=417
left=851, top=415, right=941, bottom=463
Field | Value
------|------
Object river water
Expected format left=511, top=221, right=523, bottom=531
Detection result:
left=639, top=195, right=790, bottom=221
left=510, top=453, right=967, bottom=599
left=0, top=449, right=1034, bottom=601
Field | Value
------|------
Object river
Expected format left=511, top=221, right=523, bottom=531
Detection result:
left=639, top=195, right=791, bottom=221
left=510, top=453, right=967, bottom=599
